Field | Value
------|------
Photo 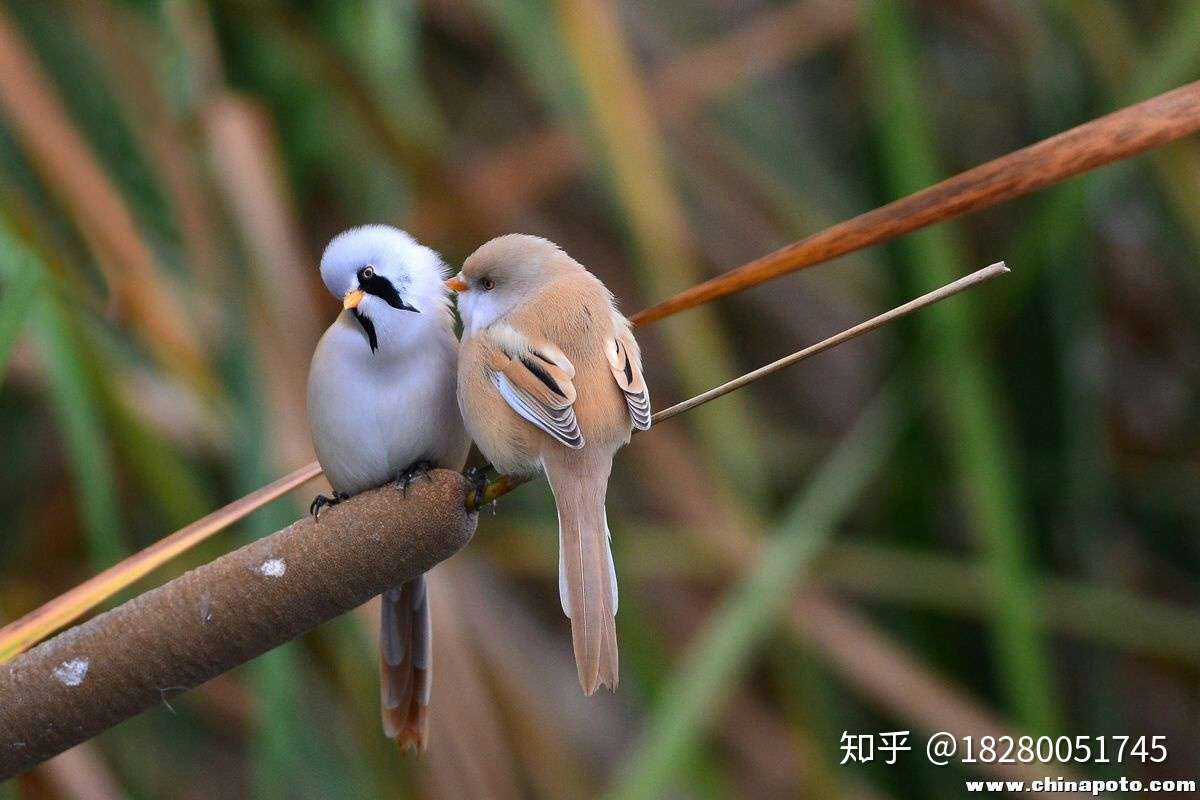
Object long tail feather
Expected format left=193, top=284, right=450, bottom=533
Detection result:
left=545, top=456, right=618, bottom=694
left=380, top=574, right=432, bottom=751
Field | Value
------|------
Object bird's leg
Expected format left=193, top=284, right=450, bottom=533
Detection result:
left=310, top=491, right=350, bottom=519
left=396, top=460, right=435, bottom=497
left=464, top=466, right=491, bottom=511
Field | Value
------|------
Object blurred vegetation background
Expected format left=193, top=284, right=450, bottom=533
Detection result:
left=1, top=0, right=1199, bottom=797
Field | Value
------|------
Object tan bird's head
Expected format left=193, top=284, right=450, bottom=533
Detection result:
left=447, top=234, right=576, bottom=333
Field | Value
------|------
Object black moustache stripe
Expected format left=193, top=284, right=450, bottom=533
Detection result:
left=361, top=273, right=419, bottom=313
left=352, top=310, right=379, bottom=353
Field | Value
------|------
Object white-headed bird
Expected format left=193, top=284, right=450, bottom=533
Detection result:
left=449, top=234, right=649, bottom=694
left=307, top=225, right=470, bottom=750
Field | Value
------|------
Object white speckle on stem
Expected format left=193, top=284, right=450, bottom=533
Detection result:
left=259, top=558, right=286, bottom=578
left=53, top=658, right=89, bottom=687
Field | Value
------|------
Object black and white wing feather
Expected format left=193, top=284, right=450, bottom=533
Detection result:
left=607, top=331, right=650, bottom=430
left=487, top=325, right=584, bottom=449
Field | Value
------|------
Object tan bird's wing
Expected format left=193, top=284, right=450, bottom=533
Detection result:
left=486, top=325, right=584, bottom=448
left=606, top=331, right=651, bottom=430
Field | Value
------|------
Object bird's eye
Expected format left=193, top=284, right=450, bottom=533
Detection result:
left=360, top=266, right=375, bottom=280
left=481, top=277, right=495, bottom=291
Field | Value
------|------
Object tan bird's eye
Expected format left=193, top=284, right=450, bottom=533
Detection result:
left=361, top=265, right=375, bottom=279
left=481, top=277, right=495, bottom=291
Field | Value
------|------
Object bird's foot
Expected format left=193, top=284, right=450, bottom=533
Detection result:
left=310, top=491, right=350, bottom=519
left=397, top=461, right=435, bottom=497
left=464, top=466, right=490, bottom=511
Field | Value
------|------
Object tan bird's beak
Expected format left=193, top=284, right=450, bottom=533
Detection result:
left=445, top=275, right=468, bottom=293
left=343, top=288, right=365, bottom=310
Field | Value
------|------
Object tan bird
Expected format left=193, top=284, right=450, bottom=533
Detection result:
left=448, top=235, right=650, bottom=694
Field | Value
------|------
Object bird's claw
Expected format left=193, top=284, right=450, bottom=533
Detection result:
left=464, top=466, right=490, bottom=511
left=310, top=492, right=349, bottom=519
left=397, top=461, right=435, bottom=497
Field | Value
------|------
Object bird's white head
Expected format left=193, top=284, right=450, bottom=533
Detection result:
left=320, top=225, right=452, bottom=354
left=447, top=234, right=575, bottom=333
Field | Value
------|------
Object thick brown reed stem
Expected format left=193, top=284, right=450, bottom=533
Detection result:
left=0, top=471, right=476, bottom=779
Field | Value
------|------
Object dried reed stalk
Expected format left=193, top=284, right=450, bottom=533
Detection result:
left=0, top=471, right=475, bottom=779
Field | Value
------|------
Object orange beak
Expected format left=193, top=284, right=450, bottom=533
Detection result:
left=445, top=275, right=468, bottom=293
left=342, top=288, right=365, bottom=310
